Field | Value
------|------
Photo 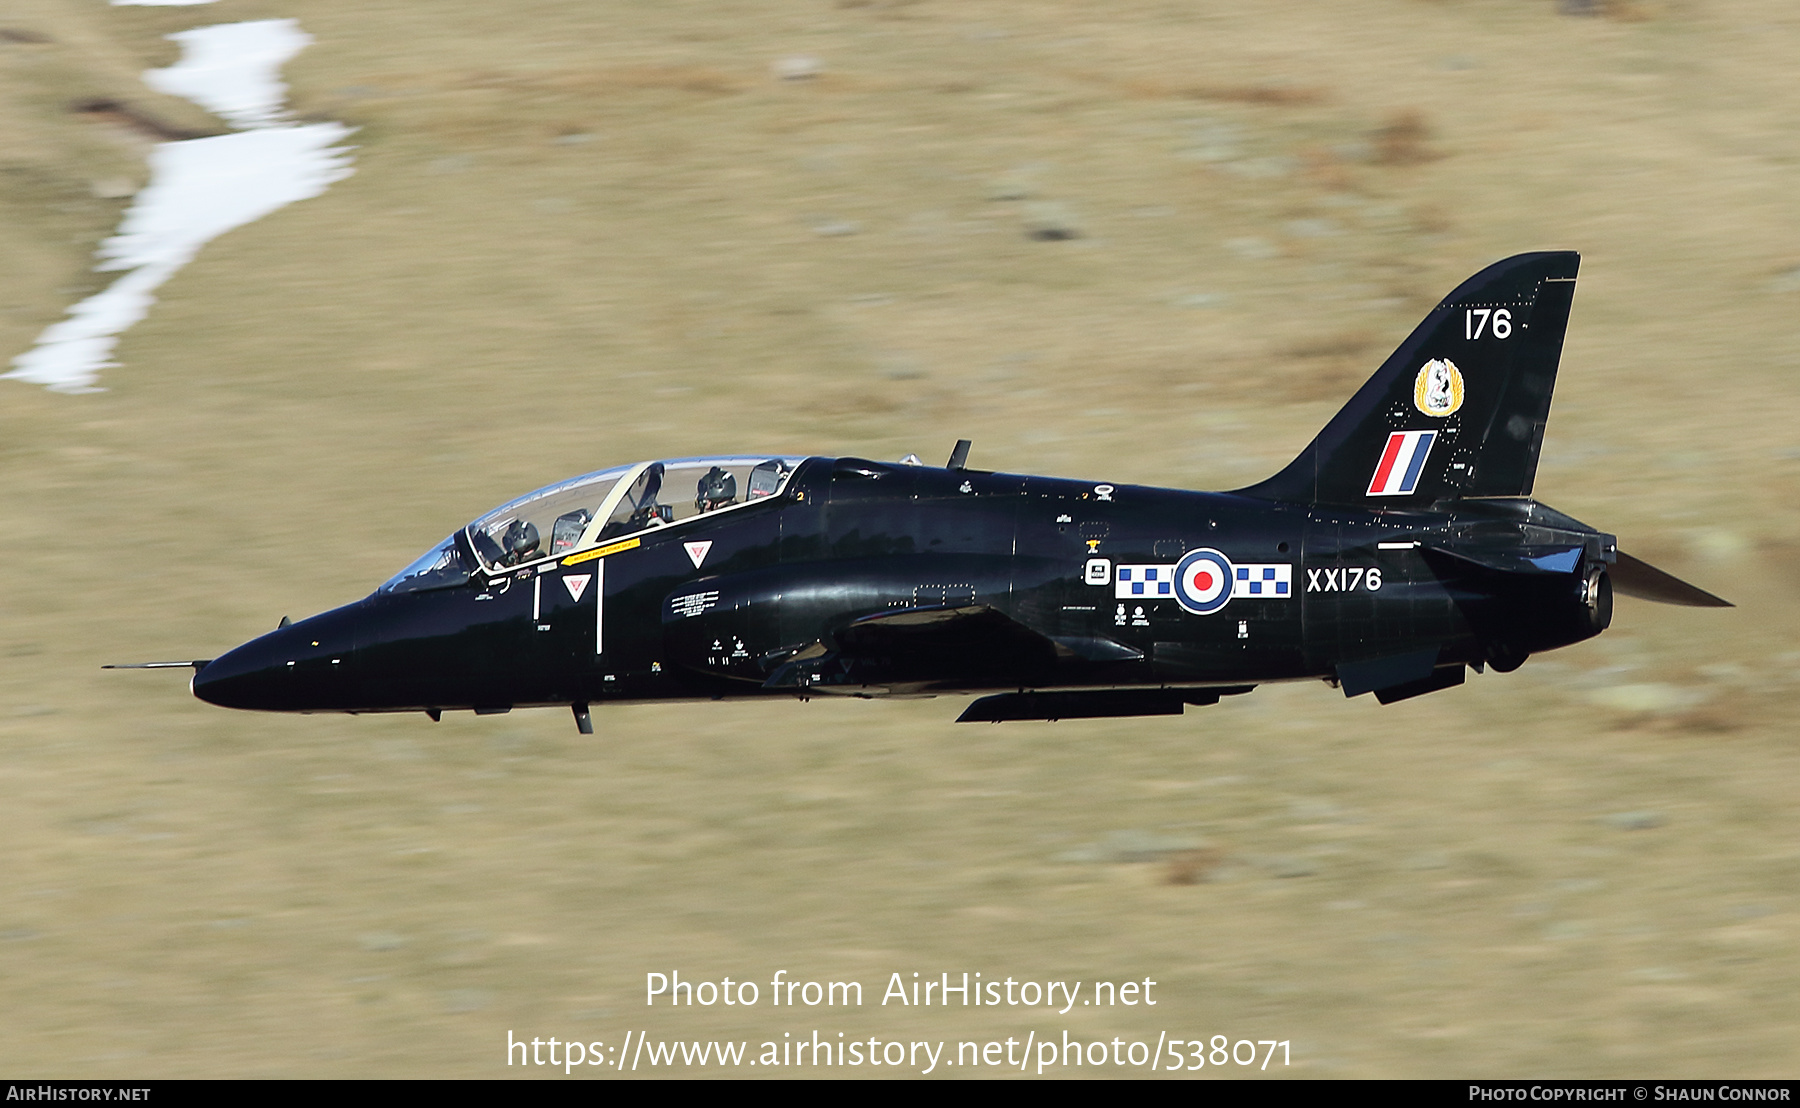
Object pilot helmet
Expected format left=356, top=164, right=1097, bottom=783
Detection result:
left=502, top=519, right=540, bottom=559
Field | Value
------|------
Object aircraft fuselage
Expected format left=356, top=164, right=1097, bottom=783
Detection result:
left=192, top=455, right=1613, bottom=718
left=159, top=252, right=1731, bottom=727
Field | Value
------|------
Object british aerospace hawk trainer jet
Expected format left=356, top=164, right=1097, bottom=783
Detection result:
left=119, top=252, right=1728, bottom=729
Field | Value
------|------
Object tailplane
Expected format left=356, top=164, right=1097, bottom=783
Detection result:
left=1239, top=251, right=1580, bottom=507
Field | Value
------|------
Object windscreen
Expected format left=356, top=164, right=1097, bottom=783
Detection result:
left=380, top=535, right=471, bottom=594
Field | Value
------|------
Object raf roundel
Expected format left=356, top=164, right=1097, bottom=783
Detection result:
left=1173, top=548, right=1235, bottom=616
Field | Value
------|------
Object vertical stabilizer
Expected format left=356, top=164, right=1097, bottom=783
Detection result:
left=1237, top=251, right=1579, bottom=506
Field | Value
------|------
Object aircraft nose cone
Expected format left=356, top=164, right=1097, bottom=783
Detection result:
left=192, top=629, right=300, bottom=710
left=193, top=605, right=363, bottom=711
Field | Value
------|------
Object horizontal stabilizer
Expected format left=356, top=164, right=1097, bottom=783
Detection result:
left=103, top=660, right=211, bottom=671
left=1611, top=551, right=1732, bottom=608
left=1425, top=543, right=1585, bottom=576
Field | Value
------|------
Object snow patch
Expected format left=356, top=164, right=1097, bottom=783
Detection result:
left=145, top=20, right=310, bottom=129
left=6, top=19, right=353, bottom=393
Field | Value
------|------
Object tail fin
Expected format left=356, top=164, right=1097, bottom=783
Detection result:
left=1238, top=251, right=1579, bottom=506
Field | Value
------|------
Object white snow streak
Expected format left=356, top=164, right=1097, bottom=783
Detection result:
left=145, top=21, right=310, bottom=129
left=7, top=19, right=353, bottom=393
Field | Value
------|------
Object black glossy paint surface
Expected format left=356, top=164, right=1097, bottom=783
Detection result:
left=193, top=460, right=1612, bottom=715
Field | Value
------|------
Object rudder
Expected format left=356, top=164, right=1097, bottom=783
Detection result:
left=1238, top=251, right=1579, bottom=506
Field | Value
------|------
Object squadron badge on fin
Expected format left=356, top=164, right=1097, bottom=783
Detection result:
left=1414, top=358, right=1464, bottom=417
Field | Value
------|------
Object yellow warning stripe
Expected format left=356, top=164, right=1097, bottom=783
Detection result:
left=562, top=537, right=639, bottom=566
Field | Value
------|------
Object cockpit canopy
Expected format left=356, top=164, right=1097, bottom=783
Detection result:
left=380, top=456, right=805, bottom=593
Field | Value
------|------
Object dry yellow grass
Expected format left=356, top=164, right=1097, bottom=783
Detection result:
left=2, top=0, right=1799, bottom=1077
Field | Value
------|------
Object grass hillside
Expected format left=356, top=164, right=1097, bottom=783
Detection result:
left=2, top=0, right=1797, bottom=1075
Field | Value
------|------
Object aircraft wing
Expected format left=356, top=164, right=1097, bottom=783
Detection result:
left=762, top=604, right=1065, bottom=692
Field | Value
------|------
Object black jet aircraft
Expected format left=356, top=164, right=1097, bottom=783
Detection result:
left=120, top=251, right=1729, bottom=729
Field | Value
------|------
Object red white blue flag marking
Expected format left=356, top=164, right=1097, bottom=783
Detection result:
left=1367, top=430, right=1436, bottom=497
